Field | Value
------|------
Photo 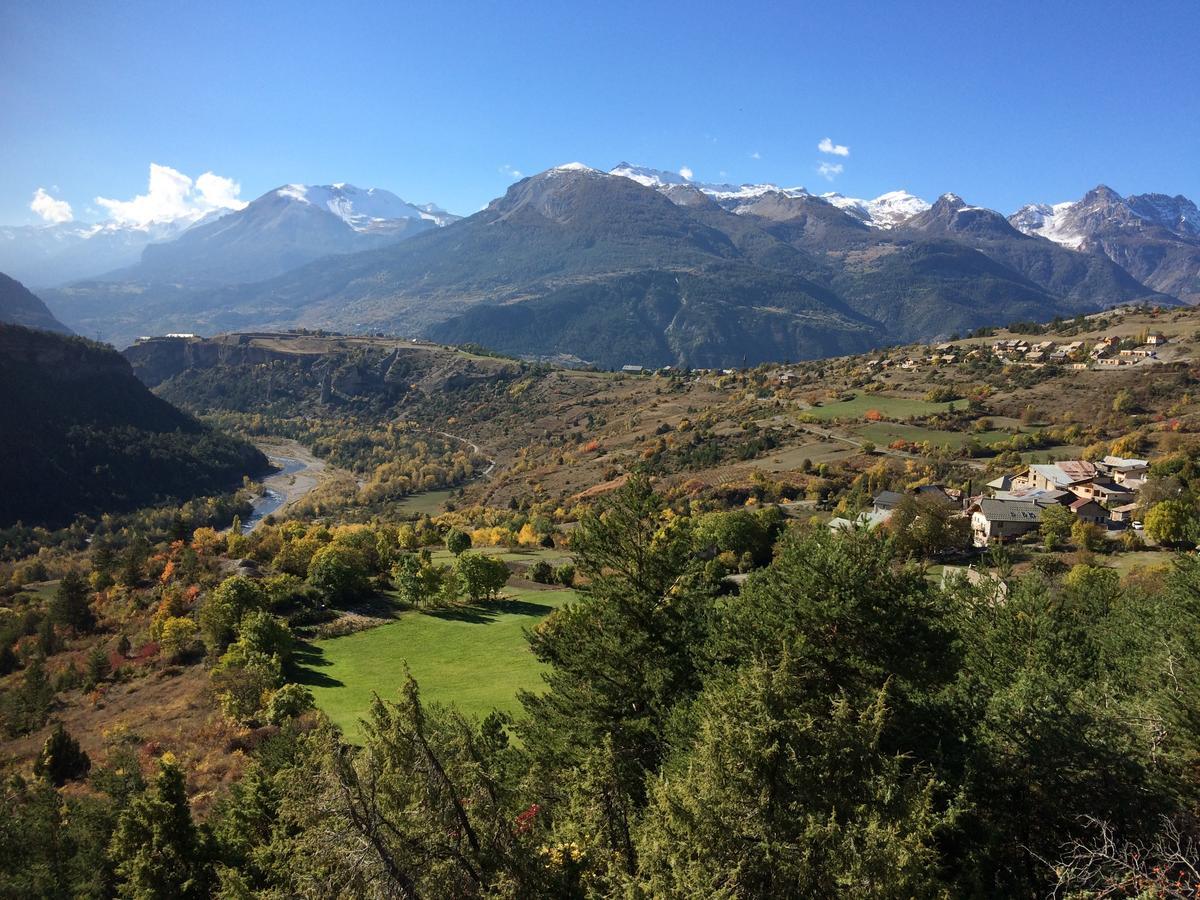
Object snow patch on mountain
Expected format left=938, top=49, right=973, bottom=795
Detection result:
left=609, top=163, right=809, bottom=203
left=822, top=190, right=931, bottom=228
left=273, top=184, right=451, bottom=232
left=1010, top=201, right=1086, bottom=249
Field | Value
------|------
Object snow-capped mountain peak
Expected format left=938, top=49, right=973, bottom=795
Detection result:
left=1009, top=201, right=1085, bottom=249
left=273, top=183, right=452, bottom=232
left=822, top=190, right=931, bottom=228
left=609, top=162, right=930, bottom=227
left=608, top=163, right=809, bottom=204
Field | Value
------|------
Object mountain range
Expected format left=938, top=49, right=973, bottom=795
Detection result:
left=1010, top=186, right=1200, bottom=303
left=21, top=164, right=1199, bottom=366
left=0, top=183, right=458, bottom=290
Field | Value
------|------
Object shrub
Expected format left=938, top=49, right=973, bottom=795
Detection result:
left=528, top=561, right=554, bottom=584
left=34, top=724, right=91, bottom=786
left=555, top=564, right=576, bottom=587
left=266, top=683, right=315, bottom=724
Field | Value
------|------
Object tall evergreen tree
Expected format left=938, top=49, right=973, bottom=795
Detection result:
left=49, top=570, right=95, bottom=633
left=108, top=755, right=213, bottom=899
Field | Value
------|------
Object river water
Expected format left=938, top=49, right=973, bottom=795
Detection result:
left=241, top=456, right=309, bottom=532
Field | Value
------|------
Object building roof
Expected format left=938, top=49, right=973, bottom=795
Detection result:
left=872, top=490, right=906, bottom=510
left=976, top=499, right=1044, bottom=524
left=993, top=488, right=1070, bottom=505
left=828, top=509, right=893, bottom=532
left=1101, top=455, right=1149, bottom=470
left=1070, top=497, right=1106, bottom=512
left=1030, top=461, right=1096, bottom=487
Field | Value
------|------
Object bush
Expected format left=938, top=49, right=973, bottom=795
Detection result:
left=528, top=561, right=554, bottom=584
left=555, top=563, right=576, bottom=587
left=266, top=683, right=315, bottom=724
left=34, top=724, right=91, bottom=786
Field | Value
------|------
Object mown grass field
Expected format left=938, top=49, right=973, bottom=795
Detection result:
left=296, top=585, right=576, bottom=740
left=802, top=392, right=956, bottom=421
left=392, top=487, right=458, bottom=516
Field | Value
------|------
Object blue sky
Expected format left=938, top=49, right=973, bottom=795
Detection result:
left=1, top=0, right=1197, bottom=225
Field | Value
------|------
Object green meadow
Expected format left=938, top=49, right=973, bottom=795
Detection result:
left=296, top=586, right=576, bottom=740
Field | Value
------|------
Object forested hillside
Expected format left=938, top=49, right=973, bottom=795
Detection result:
left=0, top=325, right=267, bottom=526
left=0, top=273, right=71, bottom=334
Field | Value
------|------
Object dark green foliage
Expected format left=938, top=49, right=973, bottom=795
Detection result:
left=2, top=654, right=55, bottom=737
left=257, top=680, right=547, bottom=897
left=0, top=777, right=118, bottom=899
left=635, top=673, right=948, bottom=898
left=108, top=756, right=214, bottom=899
left=34, top=724, right=91, bottom=786
left=455, top=552, right=510, bottom=601
left=517, top=475, right=713, bottom=861
left=0, top=324, right=267, bottom=528
left=83, top=647, right=111, bottom=692
left=445, top=526, right=472, bottom=556
left=306, top=543, right=370, bottom=604
left=527, top=560, right=554, bottom=583
left=50, top=569, right=95, bottom=633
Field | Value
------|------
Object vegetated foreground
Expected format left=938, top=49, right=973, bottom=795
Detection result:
left=10, top=302, right=1200, bottom=897
left=299, top=584, right=575, bottom=740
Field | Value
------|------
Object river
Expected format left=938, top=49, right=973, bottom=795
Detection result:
left=240, top=441, right=326, bottom=532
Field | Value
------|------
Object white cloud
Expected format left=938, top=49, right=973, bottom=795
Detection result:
left=679, top=166, right=694, bottom=181
left=95, top=163, right=247, bottom=227
left=30, top=187, right=74, bottom=224
left=817, top=161, right=844, bottom=181
left=749, top=150, right=762, bottom=160
left=195, top=172, right=244, bottom=209
left=817, top=137, right=850, bottom=157
left=499, top=164, right=523, bottom=180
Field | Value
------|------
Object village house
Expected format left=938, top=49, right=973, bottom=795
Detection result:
left=1146, top=332, right=1168, bottom=345
left=1099, top=455, right=1150, bottom=484
left=1109, top=502, right=1140, bottom=526
left=872, top=491, right=906, bottom=513
left=1015, top=461, right=1098, bottom=493
left=971, top=498, right=1043, bottom=546
left=828, top=509, right=892, bottom=533
left=1069, top=497, right=1108, bottom=527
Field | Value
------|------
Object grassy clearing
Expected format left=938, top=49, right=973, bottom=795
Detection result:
left=1018, top=444, right=1087, bottom=463
left=426, top=547, right=573, bottom=566
left=1105, top=550, right=1179, bottom=577
left=296, top=585, right=576, bottom=740
left=391, top=488, right=457, bottom=516
left=802, top=393, right=955, bottom=421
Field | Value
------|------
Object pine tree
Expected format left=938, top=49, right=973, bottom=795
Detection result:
left=108, top=755, right=213, bottom=899
left=50, top=570, right=95, bottom=633
left=34, top=724, right=91, bottom=786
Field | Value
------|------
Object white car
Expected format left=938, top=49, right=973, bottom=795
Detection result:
left=1132, top=521, right=1144, bottom=531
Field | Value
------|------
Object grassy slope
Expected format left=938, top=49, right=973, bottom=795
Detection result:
left=803, top=392, right=955, bottom=421
left=297, top=586, right=576, bottom=740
